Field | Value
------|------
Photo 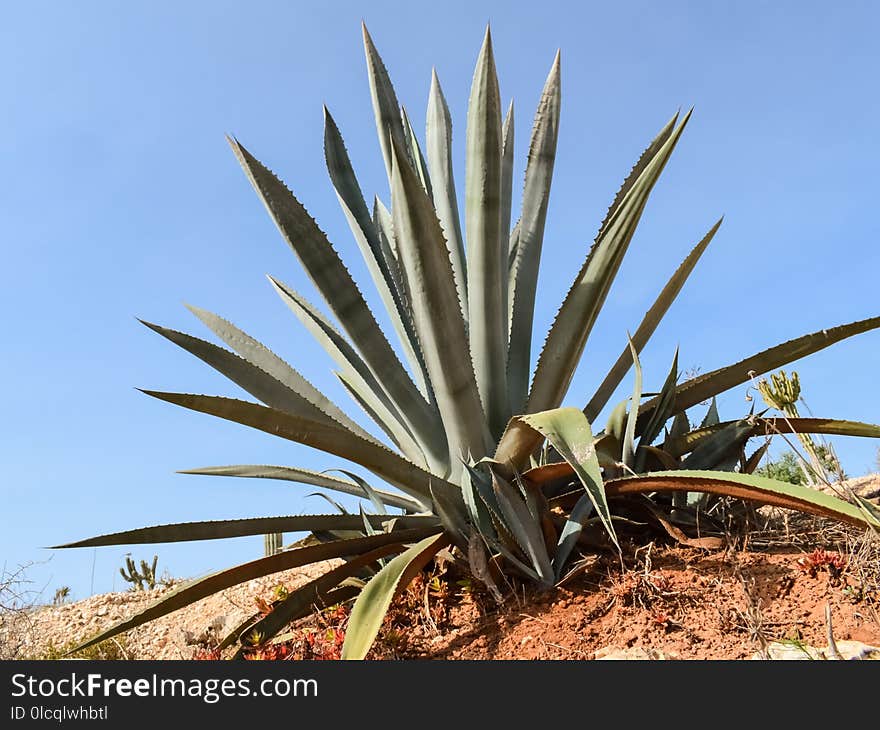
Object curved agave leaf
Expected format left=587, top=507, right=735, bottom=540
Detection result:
left=466, top=28, right=509, bottom=437
left=367, top=200, right=399, bottom=301
left=140, top=320, right=374, bottom=444
left=342, top=532, right=450, bottom=659
left=634, top=347, right=680, bottom=472
left=500, top=100, right=515, bottom=257
left=527, top=111, right=691, bottom=417
left=584, top=219, right=721, bottom=421
left=621, top=337, right=643, bottom=471
left=306, top=492, right=351, bottom=515
left=184, top=305, right=372, bottom=441
left=518, top=408, right=618, bottom=552
left=597, top=112, right=679, bottom=237
left=324, top=469, right=388, bottom=515
left=140, top=392, right=452, bottom=506
left=743, top=441, right=771, bottom=474
left=553, top=493, right=594, bottom=582
left=700, top=397, right=720, bottom=429
left=331, top=371, right=418, bottom=460
left=228, top=583, right=361, bottom=651
left=65, top=527, right=437, bottom=653
left=52, top=514, right=440, bottom=548
left=604, top=470, right=879, bottom=528
left=490, top=470, right=553, bottom=585
left=227, top=137, right=445, bottom=465
left=323, top=107, right=429, bottom=397
left=269, top=276, right=439, bottom=470
left=426, top=69, right=468, bottom=321
left=401, top=106, right=433, bottom=199
left=429, top=484, right=469, bottom=548
left=507, top=50, right=562, bottom=415
left=679, top=420, right=753, bottom=470
left=177, top=464, right=423, bottom=513
left=390, top=137, right=490, bottom=467
left=635, top=316, right=880, bottom=435
left=239, top=545, right=405, bottom=648
left=665, top=417, right=880, bottom=458
left=362, top=22, right=411, bottom=187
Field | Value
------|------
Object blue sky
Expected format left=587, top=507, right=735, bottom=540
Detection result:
left=2, top=0, right=878, bottom=603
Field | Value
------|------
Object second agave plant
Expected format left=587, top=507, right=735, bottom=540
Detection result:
left=56, top=23, right=880, bottom=660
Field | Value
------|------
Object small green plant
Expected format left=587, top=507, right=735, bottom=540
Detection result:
left=51, top=586, right=70, bottom=607
left=756, top=451, right=806, bottom=486
left=25, top=637, right=129, bottom=661
left=119, top=554, right=159, bottom=591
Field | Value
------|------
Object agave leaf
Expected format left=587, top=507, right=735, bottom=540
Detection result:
left=65, top=527, right=437, bottom=653
left=634, top=347, right=680, bottom=472
left=140, top=319, right=375, bottom=444
left=851, top=494, right=880, bottom=529
left=465, top=27, right=509, bottom=437
left=184, top=305, right=371, bottom=441
left=426, top=69, right=468, bottom=322
left=141, top=392, right=452, bottom=506
left=177, top=464, right=423, bottom=513
left=52, top=513, right=440, bottom=548
left=342, top=532, right=451, bottom=659
left=700, top=397, right=720, bottom=429
left=401, top=106, right=433, bottom=199
left=639, top=445, right=681, bottom=470
left=668, top=411, right=690, bottom=440
left=491, top=469, right=553, bottom=585
left=323, top=108, right=429, bottom=397
left=597, top=112, right=679, bottom=238
left=605, top=398, right=628, bottom=445
left=666, top=418, right=880, bottom=458
left=742, top=441, right=771, bottom=475
left=604, top=470, right=877, bottom=528
left=240, top=545, right=401, bottom=648
left=372, top=196, right=399, bottom=265
left=390, top=137, right=490, bottom=468
left=358, top=505, right=380, bottom=538
left=231, top=583, right=361, bottom=651
left=463, top=462, right=506, bottom=528
left=325, top=469, right=388, bottom=515
left=361, top=23, right=411, bottom=186
left=332, top=371, right=425, bottom=463
left=553, top=493, right=594, bottom=582
left=621, top=337, right=643, bottom=471
left=584, top=220, right=720, bottom=421
left=506, top=50, right=562, bottom=414
left=506, top=219, right=521, bottom=312
left=227, top=138, right=445, bottom=466
left=306, top=492, right=351, bottom=515
left=527, top=112, right=691, bottom=418
left=636, top=316, right=880, bottom=435
left=500, top=99, right=515, bottom=254
left=519, top=408, right=619, bottom=552
left=461, top=467, right=497, bottom=538
left=429, top=484, right=469, bottom=548
left=679, top=420, right=753, bottom=470
left=269, top=276, right=442, bottom=471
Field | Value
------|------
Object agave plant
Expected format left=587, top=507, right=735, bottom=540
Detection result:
left=56, top=24, right=880, bottom=660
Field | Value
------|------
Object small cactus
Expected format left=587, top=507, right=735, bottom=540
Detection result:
left=264, top=533, right=283, bottom=557
left=119, top=554, right=159, bottom=591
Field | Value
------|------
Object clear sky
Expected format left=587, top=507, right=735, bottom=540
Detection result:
left=2, top=0, right=878, bottom=603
